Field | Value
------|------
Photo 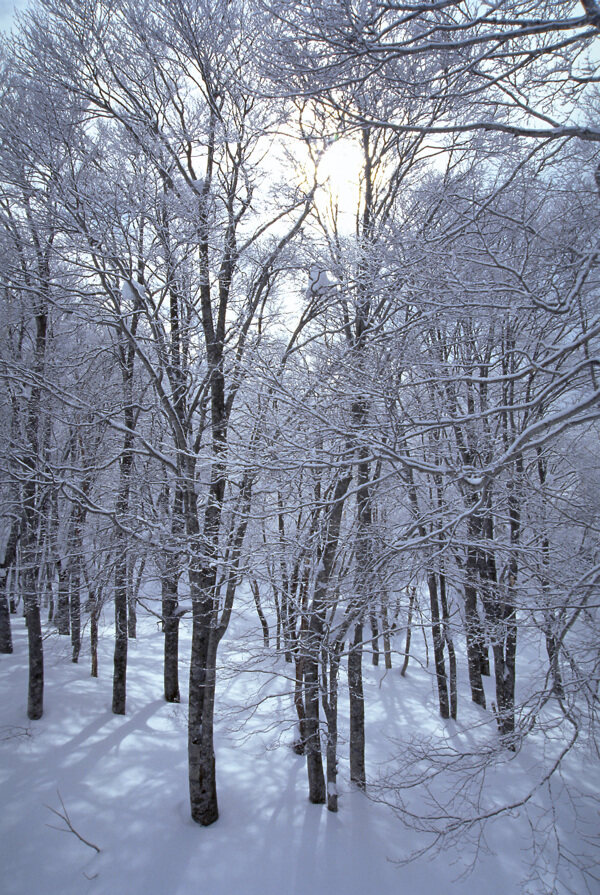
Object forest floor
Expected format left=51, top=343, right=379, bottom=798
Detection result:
left=0, top=597, right=598, bottom=895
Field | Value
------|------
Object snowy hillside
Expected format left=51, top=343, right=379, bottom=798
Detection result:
left=1, top=603, right=597, bottom=895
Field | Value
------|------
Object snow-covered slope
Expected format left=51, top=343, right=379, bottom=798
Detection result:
left=0, top=609, right=597, bottom=895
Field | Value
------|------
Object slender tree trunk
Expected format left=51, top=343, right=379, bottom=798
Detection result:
left=369, top=610, right=380, bottom=666
left=24, top=570, right=43, bottom=720
left=55, top=564, right=70, bottom=635
left=46, top=566, right=54, bottom=623
left=251, top=579, right=269, bottom=647
left=545, top=622, right=564, bottom=699
left=90, top=605, right=99, bottom=679
left=127, top=557, right=137, bottom=640
left=187, top=424, right=226, bottom=826
left=188, top=571, right=219, bottom=825
left=381, top=600, right=392, bottom=670
left=303, top=474, right=351, bottom=804
left=401, top=586, right=415, bottom=677
left=273, top=589, right=281, bottom=652
left=0, top=573, right=13, bottom=654
left=348, top=621, right=366, bottom=789
left=322, top=643, right=342, bottom=812
left=111, top=299, right=139, bottom=715
left=162, top=567, right=180, bottom=703
left=427, top=571, right=450, bottom=719
left=464, top=579, right=486, bottom=708
left=293, top=654, right=307, bottom=754
left=21, top=299, right=49, bottom=720
left=464, top=518, right=487, bottom=708
left=349, top=442, right=371, bottom=790
left=304, top=641, right=326, bottom=803
left=112, top=550, right=128, bottom=714
left=112, top=444, right=134, bottom=714
left=0, top=521, right=19, bottom=654
left=439, top=571, right=457, bottom=719
left=70, top=572, right=81, bottom=664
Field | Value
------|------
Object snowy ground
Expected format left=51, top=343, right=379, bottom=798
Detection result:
left=0, top=603, right=598, bottom=895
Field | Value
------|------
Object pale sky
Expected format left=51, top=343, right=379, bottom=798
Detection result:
left=0, top=0, right=24, bottom=33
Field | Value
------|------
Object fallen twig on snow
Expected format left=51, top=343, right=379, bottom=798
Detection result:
left=45, top=790, right=101, bottom=854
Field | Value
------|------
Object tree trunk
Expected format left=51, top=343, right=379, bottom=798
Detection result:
left=46, top=565, right=54, bottom=623
left=0, top=522, right=19, bottom=654
left=24, top=571, right=43, bottom=720
left=90, top=606, right=99, bottom=679
left=250, top=579, right=269, bottom=648
left=304, top=656, right=326, bottom=801
left=439, top=571, right=457, bottom=719
left=427, top=572, right=450, bottom=719
left=348, top=621, right=366, bottom=790
left=55, top=564, right=70, bottom=635
left=322, top=643, right=342, bottom=813
left=400, top=587, right=415, bottom=677
left=464, top=526, right=487, bottom=709
left=369, top=609, right=380, bottom=666
left=381, top=600, right=392, bottom=670
left=545, top=623, right=564, bottom=699
left=0, top=573, right=13, bottom=654
left=162, top=567, right=180, bottom=703
left=70, top=572, right=81, bottom=664
left=293, top=655, right=307, bottom=754
left=127, top=558, right=137, bottom=640
left=302, top=473, right=351, bottom=804
left=112, top=553, right=128, bottom=714
left=188, top=580, right=219, bottom=826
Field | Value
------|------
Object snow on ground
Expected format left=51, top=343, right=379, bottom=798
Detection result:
left=0, top=604, right=598, bottom=895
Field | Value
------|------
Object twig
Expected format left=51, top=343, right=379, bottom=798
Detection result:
left=45, top=790, right=101, bottom=854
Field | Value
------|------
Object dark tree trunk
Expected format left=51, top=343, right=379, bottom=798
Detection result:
left=162, top=568, right=180, bottom=703
left=349, top=440, right=371, bottom=790
left=21, top=300, right=49, bottom=720
left=55, top=564, right=70, bottom=635
left=369, top=610, right=380, bottom=666
left=545, top=625, right=564, bottom=698
left=112, top=553, right=128, bottom=714
left=46, top=568, right=54, bottom=623
left=127, top=555, right=144, bottom=640
left=478, top=493, right=518, bottom=746
left=400, top=586, right=415, bottom=677
left=0, top=575, right=13, bottom=654
left=24, top=572, right=43, bottom=720
left=322, top=642, right=342, bottom=813
left=464, top=578, right=487, bottom=708
left=273, top=588, right=281, bottom=652
left=250, top=579, right=269, bottom=648
left=428, top=572, right=450, bottom=718
left=0, top=522, right=19, bottom=654
left=111, top=290, right=138, bottom=715
left=439, top=571, right=457, bottom=719
left=90, top=607, right=99, bottom=679
left=188, top=577, right=219, bottom=826
left=348, top=621, right=366, bottom=790
left=70, top=573, right=81, bottom=664
left=303, top=473, right=351, bottom=805
left=127, top=567, right=137, bottom=639
left=304, top=642, right=326, bottom=803
left=381, top=600, right=392, bottom=670
left=464, top=518, right=487, bottom=709
left=293, top=655, right=307, bottom=754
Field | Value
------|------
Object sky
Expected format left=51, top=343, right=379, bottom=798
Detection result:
left=0, top=1, right=23, bottom=33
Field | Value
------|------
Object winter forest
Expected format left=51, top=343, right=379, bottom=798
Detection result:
left=0, top=1, right=599, bottom=893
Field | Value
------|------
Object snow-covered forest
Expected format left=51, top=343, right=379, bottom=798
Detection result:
left=1, top=2, right=599, bottom=893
